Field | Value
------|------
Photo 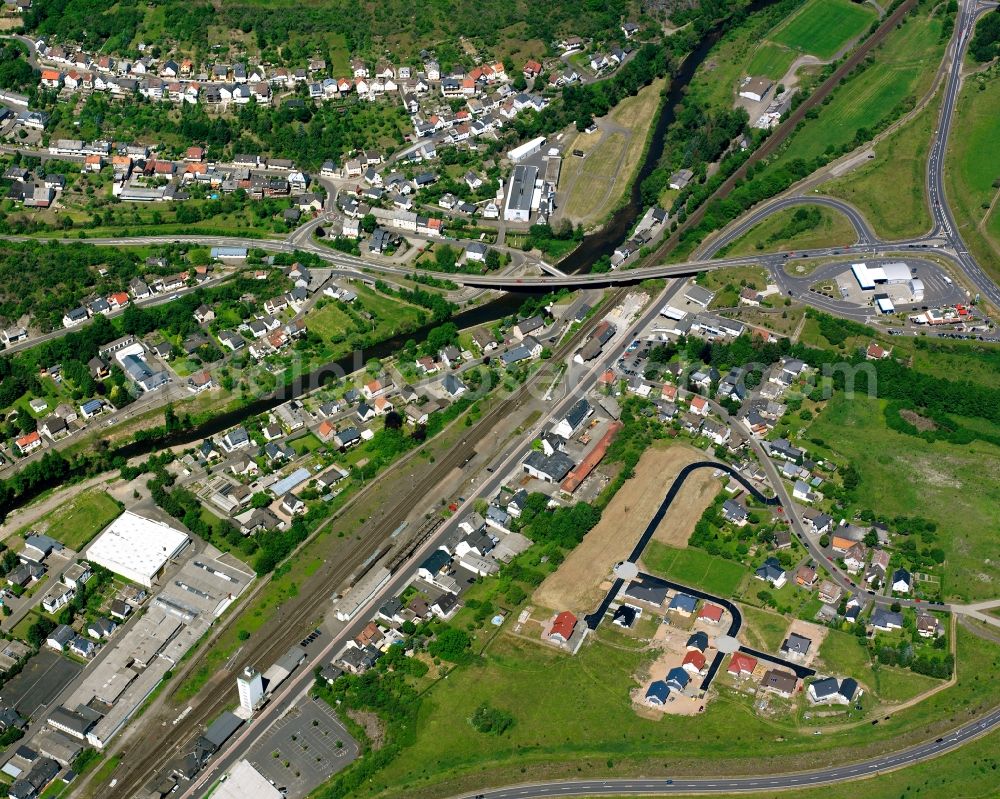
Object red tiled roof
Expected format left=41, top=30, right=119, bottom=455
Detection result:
left=16, top=431, right=40, bottom=448
left=728, top=652, right=757, bottom=675
left=698, top=603, right=723, bottom=622
left=561, top=421, right=623, bottom=493
left=682, top=650, right=707, bottom=671
left=550, top=611, right=577, bottom=640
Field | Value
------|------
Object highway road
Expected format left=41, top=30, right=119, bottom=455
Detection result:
left=924, top=0, right=1000, bottom=307
left=701, top=195, right=877, bottom=255
left=447, top=706, right=1000, bottom=798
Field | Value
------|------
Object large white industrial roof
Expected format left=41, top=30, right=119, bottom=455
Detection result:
left=213, top=760, right=282, bottom=799
left=86, top=511, right=189, bottom=583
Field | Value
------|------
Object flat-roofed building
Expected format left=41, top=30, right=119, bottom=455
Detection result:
left=85, top=511, right=190, bottom=587
left=503, top=164, right=538, bottom=222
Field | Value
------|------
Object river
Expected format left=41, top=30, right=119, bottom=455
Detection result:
left=557, top=0, right=780, bottom=273
left=0, top=0, right=778, bottom=516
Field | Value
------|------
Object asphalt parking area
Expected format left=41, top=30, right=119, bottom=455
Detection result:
left=0, top=649, right=82, bottom=717
left=247, top=696, right=358, bottom=799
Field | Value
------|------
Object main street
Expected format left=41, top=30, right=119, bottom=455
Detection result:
left=176, top=282, right=686, bottom=799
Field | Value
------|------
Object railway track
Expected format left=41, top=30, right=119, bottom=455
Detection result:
left=645, top=0, right=919, bottom=264
left=102, top=289, right=626, bottom=798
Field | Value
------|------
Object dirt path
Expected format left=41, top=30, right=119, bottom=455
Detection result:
left=0, top=473, right=115, bottom=540
left=533, top=443, right=712, bottom=614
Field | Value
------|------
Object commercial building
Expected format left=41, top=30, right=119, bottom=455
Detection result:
left=51, top=555, right=251, bottom=750
left=507, top=136, right=545, bottom=163
left=503, top=164, right=538, bottom=222
left=335, top=566, right=391, bottom=622
left=851, top=261, right=913, bottom=290
left=116, top=345, right=170, bottom=392
left=739, top=76, right=773, bottom=102
left=86, top=511, right=190, bottom=587
left=214, top=760, right=282, bottom=799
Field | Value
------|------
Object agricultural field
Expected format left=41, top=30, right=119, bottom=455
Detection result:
left=770, top=0, right=877, bottom=60
left=745, top=42, right=799, bottom=81
left=823, top=93, right=939, bottom=239
left=773, top=8, right=945, bottom=168
left=739, top=603, right=789, bottom=651
left=305, top=300, right=358, bottom=341
left=696, top=0, right=875, bottom=99
left=719, top=205, right=860, bottom=256
left=304, top=286, right=428, bottom=348
left=533, top=443, right=710, bottom=614
left=557, top=77, right=665, bottom=227
left=944, top=68, right=1000, bottom=281
left=804, top=393, right=1000, bottom=602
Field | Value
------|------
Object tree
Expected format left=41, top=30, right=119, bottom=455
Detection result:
left=425, top=322, right=458, bottom=353
left=384, top=410, right=403, bottom=430
left=26, top=617, right=56, bottom=649
left=251, top=491, right=271, bottom=508
left=361, top=213, right=377, bottom=233
left=428, top=626, right=472, bottom=663
left=470, top=703, right=514, bottom=735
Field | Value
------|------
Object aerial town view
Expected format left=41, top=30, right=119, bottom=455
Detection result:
left=0, top=0, right=998, bottom=798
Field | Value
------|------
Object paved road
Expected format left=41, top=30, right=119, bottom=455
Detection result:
left=448, top=705, right=1000, bottom=798
left=702, top=195, right=878, bottom=256
left=0, top=269, right=232, bottom=356
left=924, top=0, right=1000, bottom=307
left=584, top=459, right=778, bottom=629
left=175, top=284, right=683, bottom=799
left=704, top=397, right=951, bottom=617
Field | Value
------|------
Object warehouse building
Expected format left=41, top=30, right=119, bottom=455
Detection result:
left=86, top=512, right=190, bottom=587
left=503, top=164, right=539, bottom=223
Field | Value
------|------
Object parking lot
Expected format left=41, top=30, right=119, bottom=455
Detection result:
left=246, top=697, right=358, bottom=799
left=0, top=649, right=82, bottom=717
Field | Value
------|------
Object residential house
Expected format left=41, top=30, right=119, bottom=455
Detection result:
left=755, top=557, right=786, bottom=588
left=761, top=669, right=797, bottom=698
left=548, top=611, right=577, bottom=644
left=817, top=580, right=842, bottom=605
left=870, top=608, right=903, bottom=631
left=781, top=632, right=812, bottom=660
left=727, top=652, right=757, bottom=678
left=795, top=564, right=817, bottom=588
left=891, top=567, right=911, bottom=594
left=669, top=594, right=697, bottom=617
